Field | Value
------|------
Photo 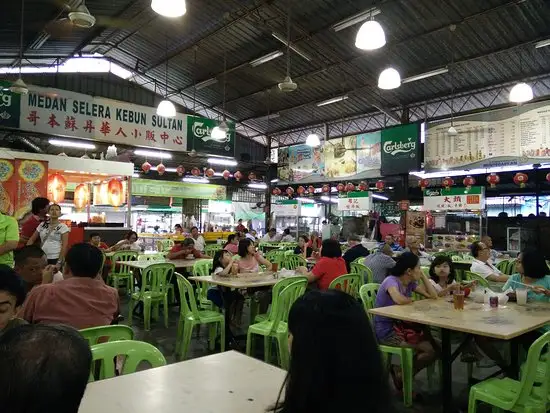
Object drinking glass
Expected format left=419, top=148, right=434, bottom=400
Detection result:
left=453, top=291, right=465, bottom=310
left=516, top=288, right=528, bottom=306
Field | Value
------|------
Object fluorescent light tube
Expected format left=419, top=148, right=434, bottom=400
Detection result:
left=134, top=149, right=172, bottom=159
left=372, top=194, right=389, bottom=201
left=402, top=67, right=449, bottom=84
left=249, top=183, right=267, bottom=189
left=317, top=95, right=349, bottom=107
left=195, top=78, right=218, bottom=90
left=332, top=7, right=382, bottom=32
left=49, top=139, right=95, bottom=150
left=207, top=157, right=237, bottom=166
left=535, top=38, right=550, bottom=49
left=250, top=51, right=284, bottom=67
left=271, top=32, right=312, bottom=61
left=183, top=177, right=209, bottom=184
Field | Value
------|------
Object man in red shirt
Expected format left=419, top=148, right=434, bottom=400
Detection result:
left=17, top=197, right=49, bottom=249
left=89, top=232, right=109, bottom=250
left=167, top=238, right=209, bottom=260
left=235, top=219, right=246, bottom=233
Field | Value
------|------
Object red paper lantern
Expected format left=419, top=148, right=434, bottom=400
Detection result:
left=107, top=179, right=124, bottom=207
left=398, top=200, right=410, bottom=211
left=463, top=175, right=476, bottom=190
left=308, top=185, right=315, bottom=196
left=191, top=167, right=200, bottom=176
left=358, top=181, right=368, bottom=191
left=47, top=173, right=67, bottom=203
left=157, top=163, right=166, bottom=175
left=234, top=171, right=243, bottom=181
left=442, top=176, right=454, bottom=190
left=375, top=180, right=385, bottom=192
left=322, top=184, right=330, bottom=193
left=546, top=172, right=550, bottom=183
left=222, top=170, right=231, bottom=180
left=297, top=186, right=306, bottom=195
left=248, top=172, right=256, bottom=181
left=336, top=183, right=345, bottom=193
left=419, top=178, right=430, bottom=191
left=141, top=161, right=151, bottom=173
left=286, top=187, right=294, bottom=197
left=486, top=173, right=500, bottom=188
left=272, top=187, right=281, bottom=196
left=514, top=172, right=528, bottom=188
left=205, top=168, right=215, bottom=178
left=176, top=165, right=185, bottom=176
left=73, top=184, right=89, bottom=210
left=346, top=182, right=355, bottom=192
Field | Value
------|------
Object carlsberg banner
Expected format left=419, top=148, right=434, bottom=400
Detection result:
left=380, top=123, right=421, bottom=176
left=187, top=116, right=235, bottom=157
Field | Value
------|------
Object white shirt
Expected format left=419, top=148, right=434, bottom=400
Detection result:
left=470, top=258, right=502, bottom=279
left=281, top=234, right=294, bottom=242
left=262, top=234, right=280, bottom=242
left=36, top=222, right=70, bottom=260
left=429, top=279, right=457, bottom=294
left=193, top=235, right=206, bottom=252
left=245, top=233, right=256, bottom=242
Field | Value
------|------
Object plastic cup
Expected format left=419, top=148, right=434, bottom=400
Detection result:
left=516, top=288, right=528, bottom=306
left=272, top=262, right=279, bottom=272
left=453, top=291, right=465, bottom=310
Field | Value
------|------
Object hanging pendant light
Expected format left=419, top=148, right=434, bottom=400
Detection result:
left=509, top=82, right=533, bottom=104
left=306, top=133, right=321, bottom=147
left=378, top=68, right=401, bottom=90
left=211, top=50, right=230, bottom=141
left=156, top=36, right=176, bottom=118
left=151, top=0, right=186, bottom=18
left=210, top=126, right=227, bottom=141
left=11, top=0, right=28, bottom=95
left=447, top=26, right=457, bottom=136
left=447, top=126, right=458, bottom=136
left=355, top=20, right=386, bottom=50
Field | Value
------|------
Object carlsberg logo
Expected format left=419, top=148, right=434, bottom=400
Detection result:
left=192, top=122, right=210, bottom=138
left=425, top=189, right=441, bottom=196
left=383, top=139, right=416, bottom=156
left=0, top=91, right=12, bottom=108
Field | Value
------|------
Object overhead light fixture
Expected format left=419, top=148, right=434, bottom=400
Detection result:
left=271, top=178, right=279, bottom=183
left=195, top=77, right=218, bottom=90
left=156, top=99, right=177, bottom=117
left=372, top=194, right=389, bottom=201
left=272, top=32, right=312, bottom=61
left=249, top=183, right=268, bottom=189
left=378, top=68, right=401, bottom=90
left=9, top=78, right=29, bottom=95
left=183, top=177, right=209, bottom=184
left=296, top=197, right=316, bottom=204
left=355, top=20, right=386, bottom=50
left=447, top=126, right=458, bottom=136
left=535, top=38, right=550, bottom=49
left=134, top=149, right=172, bottom=159
left=210, top=123, right=228, bottom=141
left=509, top=82, right=533, bottom=103
left=321, top=196, right=338, bottom=204
left=332, top=7, right=382, bottom=32
left=402, top=67, right=449, bottom=84
left=250, top=51, right=284, bottom=67
left=150, top=166, right=178, bottom=173
left=207, top=157, right=237, bottom=166
left=49, top=139, right=95, bottom=150
left=132, top=173, right=140, bottom=178
left=317, top=95, right=349, bottom=107
left=305, top=133, right=321, bottom=147
left=151, top=0, right=186, bottom=17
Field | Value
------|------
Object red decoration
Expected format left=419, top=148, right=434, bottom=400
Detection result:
left=546, top=172, right=550, bottom=183
left=513, top=172, right=528, bottom=188
left=398, top=200, right=410, bottom=211
left=346, top=182, right=355, bottom=192
left=308, top=185, right=315, bottom=196
left=358, top=181, right=368, bottom=191
left=205, top=168, right=215, bottom=178
left=248, top=172, right=256, bottom=181
left=419, top=178, right=430, bottom=191
left=442, top=177, right=454, bottom=190
left=463, top=175, right=476, bottom=190
left=486, top=173, right=500, bottom=188
left=191, top=167, right=200, bottom=176
left=336, top=183, right=345, bottom=193
left=297, top=186, right=306, bottom=195
left=272, top=187, right=281, bottom=196
left=141, top=161, right=151, bottom=173
left=73, top=184, right=89, bottom=210
left=375, top=180, right=385, bottom=192
left=222, top=170, right=231, bottom=180
left=107, top=179, right=124, bottom=207
left=322, top=184, right=330, bottom=193
left=234, top=171, right=243, bottom=181
left=156, top=163, right=166, bottom=175
left=176, top=165, right=185, bottom=176
left=47, top=173, right=67, bottom=203
left=286, top=187, right=294, bottom=197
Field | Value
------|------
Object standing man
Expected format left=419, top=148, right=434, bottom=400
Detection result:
left=235, top=219, right=246, bottom=233
left=190, top=226, right=206, bottom=252
left=17, top=197, right=49, bottom=249
left=0, top=211, right=19, bottom=268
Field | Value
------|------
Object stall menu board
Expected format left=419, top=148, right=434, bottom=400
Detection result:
left=273, top=200, right=299, bottom=216
left=337, top=191, right=372, bottom=212
left=405, top=211, right=427, bottom=246
left=425, top=100, right=550, bottom=171
left=423, top=186, right=485, bottom=211
left=132, top=179, right=226, bottom=200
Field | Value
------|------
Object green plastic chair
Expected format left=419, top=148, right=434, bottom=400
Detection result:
left=464, top=271, right=490, bottom=288
left=80, top=325, right=134, bottom=346
left=89, top=340, right=166, bottom=382
left=329, top=273, right=362, bottom=298
left=359, top=283, right=379, bottom=322
left=107, top=251, right=138, bottom=291
left=351, top=262, right=373, bottom=284
left=99, top=251, right=106, bottom=275
left=175, top=273, right=225, bottom=360
left=204, top=244, right=222, bottom=257
left=421, top=266, right=430, bottom=277
left=451, top=255, right=463, bottom=262
left=496, top=260, right=511, bottom=274
left=246, top=278, right=308, bottom=369
left=192, top=259, right=214, bottom=310
left=128, top=262, right=175, bottom=331
left=468, top=331, right=550, bottom=413
left=266, top=250, right=286, bottom=267
left=283, top=254, right=307, bottom=270
left=156, top=239, right=174, bottom=252
left=254, top=276, right=308, bottom=323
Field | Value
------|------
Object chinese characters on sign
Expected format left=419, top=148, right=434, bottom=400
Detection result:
left=423, top=188, right=484, bottom=211
left=337, top=192, right=372, bottom=212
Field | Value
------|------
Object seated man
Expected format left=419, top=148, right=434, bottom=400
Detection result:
left=22, top=243, right=119, bottom=329
left=89, top=232, right=109, bottom=250
left=0, top=324, right=92, bottom=413
left=14, top=245, right=63, bottom=292
left=167, top=238, right=209, bottom=260
left=470, top=241, right=509, bottom=283
left=0, top=265, right=27, bottom=337
left=364, top=244, right=396, bottom=283
left=379, top=234, right=403, bottom=252
left=342, top=234, right=370, bottom=272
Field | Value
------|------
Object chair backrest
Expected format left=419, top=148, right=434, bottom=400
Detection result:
left=464, top=271, right=489, bottom=288
left=267, top=278, right=308, bottom=331
left=110, top=251, right=138, bottom=275
left=176, top=272, right=201, bottom=319
left=139, top=262, right=175, bottom=295
left=192, top=259, right=213, bottom=277
left=329, top=273, right=362, bottom=298
left=420, top=266, right=430, bottom=277
left=496, top=259, right=511, bottom=274
left=352, top=256, right=365, bottom=264
left=80, top=325, right=134, bottom=346
left=266, top=250, right=286, bottom=266
left=359, top=283, right=380, bottom=321
left=204, top=244, right=222, bottom=256
left=350, top=262, right=373, bottom=284
left=451, top=255, right=463, bottom=262
left=156, top=239, right=175, bottom=252
left=99, top=252, right=106, bottom=274
left=90, top=340, right=166, bottom=381
left=138, top=253, right=165, bottom=261
left=283, top=254, right=307, bottom=270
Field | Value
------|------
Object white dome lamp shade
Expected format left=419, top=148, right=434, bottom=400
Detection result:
left=355, top=20, right=386, bottom=51
left=378, top=68, right=401, bottom=90
left=509, top=82, right=533, bottom=104
left=156, top=99, right=177, bottom=118
left=151, top=0, right=186, bottom=18
left=306, top=133, right=321, bottom=147
left=211, top=126, right=227, bottom=141
left=447, top=126, right=458, bottom=136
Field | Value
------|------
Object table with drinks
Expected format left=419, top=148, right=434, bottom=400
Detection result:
left=369, top=295, right=550, bottom=413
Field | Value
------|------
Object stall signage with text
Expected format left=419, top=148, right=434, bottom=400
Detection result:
left=187, top=116, right=235, bottom=157
left=423, top=186, right=485, bottom=211
left=0, top=81, right=21, bottom=129
left=132, top=179, right=226, bottom=200
left=273, top=200, right=299, bottom=216
left=338, top=191, right=372, bottom=211
left=381, top=123, right=421, bottom=175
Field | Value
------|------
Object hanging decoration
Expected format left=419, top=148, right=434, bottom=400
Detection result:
left=234, top=171, right=243, bottom=181
left=513, top=172, right=528, bottom=188
left=205, top=168, right=215, bottom=178
left=346, top=182, right=355, bottom=192
left=419, top=178, right=430, bottom=191
left=286, top=187, right=294, bottom=197
left=375, top=180, right=385, bottom=192
left=107, top=179, right=124, bottom=207
left=222, top=170, right=231, bottom=180
left=336, top=183, right=345, bottom=193
left=322, top=184, right=330, bottom=193
left=358, top=181, right=368, bottom=191
left=272, top=187, right=281, bottom=196
left=297, top=186, right=306, bottom=195
left=176, top=165, right=185, bottom=176
left=73, top=184, right=89, bottom=210
left=442, top=176, right=454, bottom=190
left=463, top=175, right=476, bottom=190
left=141, top=161, right=151, bottom=173
left=486, top=173, right=500, bottom=188
left=47, top=173, right=67, bottom=203
left=157, top=163, right=166, bottom=175
left=307, top=185, right=315, bottom=196
left=546, top=173, right=550, bottom=183
left=248, top=172, right=257, bottom=181
left=191, top=167, right=200, bottom=176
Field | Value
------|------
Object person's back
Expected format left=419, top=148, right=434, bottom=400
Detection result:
left=0, top=324, right=92, bottom=413
left=364, top=245, right=395, bottom=283
left=342, top=235, right=370, bottom=271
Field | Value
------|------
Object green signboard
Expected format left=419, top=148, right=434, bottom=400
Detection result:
left=0, top=81, right=21, bottom=129
left=132, top=179, right=226, bottom=200
left=187, top=116, right=235, bottom=157
left=380, top=123, right=421, bottom=176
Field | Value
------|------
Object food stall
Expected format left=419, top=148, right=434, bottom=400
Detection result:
left=272, top=199, right=322, bottom=237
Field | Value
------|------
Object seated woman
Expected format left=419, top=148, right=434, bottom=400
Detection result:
left=374, top=252, right=439, bottom=387
left=504, top=247, right=550, bottom=302
left=429, top=255, right=460, bottom=297
left=296, top=239, right=347, bottom=290
left=307, top=231, right=322, bottom=253
left=108, top=231, right=141, bottom=252
left=272, top=290, right=391, bottom=413
left=223, top=234, right=239, bottom=255
left=237, top=238, right=271, bottom=273
left=294, top=235, right=312, bottom=258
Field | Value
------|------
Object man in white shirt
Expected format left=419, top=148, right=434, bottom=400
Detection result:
left=470, top=241, right=508, bottom=282
left=190, top=226, right=205, bottom=252
left=262, top=228, right=280, bottom=242
left=481, top=235, right=502, bottom=263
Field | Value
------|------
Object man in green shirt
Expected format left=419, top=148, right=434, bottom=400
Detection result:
left=0, top=213, right=19, bottom=268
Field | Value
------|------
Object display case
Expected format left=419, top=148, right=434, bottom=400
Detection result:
left=506, top=227, right=536, bottom=252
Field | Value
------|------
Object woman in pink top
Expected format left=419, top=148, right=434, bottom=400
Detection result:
left=237, top=238, right=271, bottom=273
left=223, top=234, right=239, bottom=255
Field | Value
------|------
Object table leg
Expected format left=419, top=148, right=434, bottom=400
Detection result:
left=441, top=328, right=454, bottom=413
left=509, top=338, right=519, bottom=379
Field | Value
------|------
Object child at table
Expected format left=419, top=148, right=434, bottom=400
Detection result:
left=429, top=256, right=460, bottom=297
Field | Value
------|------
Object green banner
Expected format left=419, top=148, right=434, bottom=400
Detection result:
left=132, top=178, right=226, bottom=200
left=0, top=81, right=21, bottom=129
left=381, top=123, right=420, bottom=176
left=424, top=186, right=483, bottom=197
left=187, top=116, right=235, bottom=157
left=338, top=191, right=369, bottom=199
